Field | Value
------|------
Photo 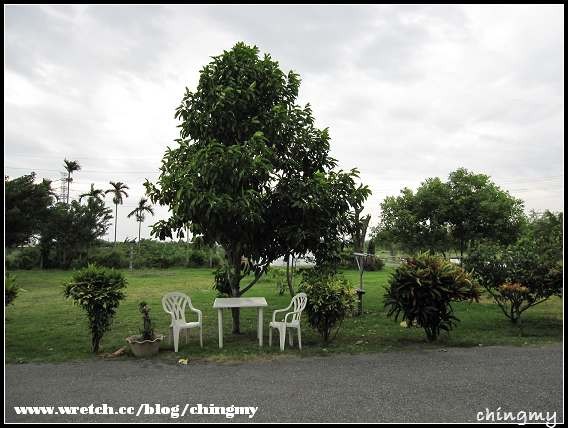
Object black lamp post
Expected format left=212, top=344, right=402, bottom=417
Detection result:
left=353, top=252, right=371, bottom=316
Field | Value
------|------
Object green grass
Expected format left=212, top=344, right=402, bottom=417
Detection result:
left=5, top=267, right=563, bottom=364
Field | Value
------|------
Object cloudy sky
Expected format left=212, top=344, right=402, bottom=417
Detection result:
left=4, top=4, right=564, bottom=242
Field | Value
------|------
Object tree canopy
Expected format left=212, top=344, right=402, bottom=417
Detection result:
left=375, top=168, right=525, bottom=258
left=5, top=173, right=56, bottom=248
left=39, top=200, right=113, bottom=268
left=146, top=42, right=369, bottom=332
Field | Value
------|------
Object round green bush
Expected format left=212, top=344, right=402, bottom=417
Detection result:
left=299, top=269, right=356, bottom=343
left=384, top=252, right=480, bottom=341
left=63, top=264, right=127, bottom=352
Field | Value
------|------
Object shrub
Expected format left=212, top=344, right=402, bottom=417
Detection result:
left=465, top=240, right=563, bottom=323
left=299, top=269, right=356, bottom=343
left=5, top=246, right=40, bottom=270
left=384, top=253, right=480, bottom=341
left=63, top=264, right=127, bottom=352
left=87, top=248, right=129, bottom=269
left=5, top=273, right=20, bottom=306
left=187, top=250, right=206, bottom=267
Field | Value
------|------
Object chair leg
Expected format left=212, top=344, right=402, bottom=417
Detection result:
left=269, top=327, right=272, bottom=347
left=173, top=326, right=180, bottom=353
left=279, top=327, right=286, bottom=351
left=199, top=326, right=203, bottom=348
left=297, top=327, right=302, bottom=350
left=288, top=329, right=294, bottom=346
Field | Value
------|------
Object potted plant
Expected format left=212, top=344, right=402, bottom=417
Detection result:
left=126, top=302, right=164, bottom=358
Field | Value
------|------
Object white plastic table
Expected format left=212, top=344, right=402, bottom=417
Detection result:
left=213, top=297, right=268, bottom=349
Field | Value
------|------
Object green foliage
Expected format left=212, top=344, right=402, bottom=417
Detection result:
left=299, top=269, right=356, bottom=342
left=23, top=239, right=220, bottom=271
left=267, top=268, right=287, bottom=295
left=446, top=168, right=525, bottom=257
left=79, top=184, right=105, bottom=203
left=5, top=273, right=20, bottom=306
left=63, top=159, right=81, bottom=204
left=465, top=236, right=563, bottom=323
left=138, top=301, right=155, bottom=340
left=384, top=253, right=480, bottom=341
left=375, top=169, right=525, bottom=257
left=89, top=248, right=129, bottom=269
left=146, top=42, right=369, bottom=332
left=63, top=264, right=127, bottom=352
left=212, top=265, right=232, bottom=297
left=376, top=179, right=452, bottom=255
left=40, top=200, right=113, bottom=269
left=127, top=198, right=155, bottom=244
left=5, top=246, right=41, bottom=270
left=5, top=173, right=55, bottom=248
left=522, top=210, right=562, bottom=262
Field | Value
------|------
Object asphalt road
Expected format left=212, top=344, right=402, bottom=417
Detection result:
left=5, top=344, right=563, bottom=423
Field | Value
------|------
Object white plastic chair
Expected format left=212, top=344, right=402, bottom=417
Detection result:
left=269, top=292, right=307, bottom=351
left=162, top=292, right=203, bottom=352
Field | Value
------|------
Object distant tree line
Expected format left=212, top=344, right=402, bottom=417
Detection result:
left=5, top=157, right=159, bottom=269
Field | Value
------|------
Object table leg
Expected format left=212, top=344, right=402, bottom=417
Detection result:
left=218, top=308, right=223, bottom=349
left=258, top=308, right=263, bottom=347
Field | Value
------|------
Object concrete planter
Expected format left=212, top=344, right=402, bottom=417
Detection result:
left=126, top=335, right=164, bottom=358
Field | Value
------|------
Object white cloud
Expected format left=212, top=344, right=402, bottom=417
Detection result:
left=4, top=4, right=564, bottom=240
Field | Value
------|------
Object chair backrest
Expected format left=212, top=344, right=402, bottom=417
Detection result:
left=162, top=292, right=191, bottom=323
left=290, top=292, right=308, bottom=322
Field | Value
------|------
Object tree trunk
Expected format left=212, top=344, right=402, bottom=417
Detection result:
left=231, top=307, right=241, bottom=335
left=286, top=254, right=295, bottom=297
left=114, top=204, right=118, bottom=244
left=66, top=173, right=71, bottom=204
left=186, top=228, right=190, bottom=267
left=228, top=249, right=242, bottom=334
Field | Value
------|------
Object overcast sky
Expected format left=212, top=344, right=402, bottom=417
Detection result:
left=4, top=4, right=564, bottom=242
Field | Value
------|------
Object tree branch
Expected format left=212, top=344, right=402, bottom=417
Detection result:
left=239, top=270, right=265, bottom=296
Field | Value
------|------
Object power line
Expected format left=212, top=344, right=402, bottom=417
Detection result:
left=5, top=166, right=159, bottom=175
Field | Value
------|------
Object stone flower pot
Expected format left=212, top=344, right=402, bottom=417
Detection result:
left=126, top=335, right=164, bottom=358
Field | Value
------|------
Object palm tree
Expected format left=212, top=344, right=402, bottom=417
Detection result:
left=79, top=183, right=105, bottom=203
left=63, top=159, right=81, bottom=204
left=105, top=181, right=129, bottom=244
left=127, top=198, right=155, bottom=246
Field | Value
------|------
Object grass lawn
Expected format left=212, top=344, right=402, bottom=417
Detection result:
left=5, top=267, right=563, bottom=364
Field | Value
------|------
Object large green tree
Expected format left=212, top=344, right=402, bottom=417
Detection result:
left=446, top=168, right=524, bottom=260
left=5, top=173, right=56, bottom=248
left=146, top=43, right=368, bottom=333
left=376, top=169, right=524, bottom=258
left=376, top=178, right=452, bottom=255
left=39, top=200, right=113, bottom=268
